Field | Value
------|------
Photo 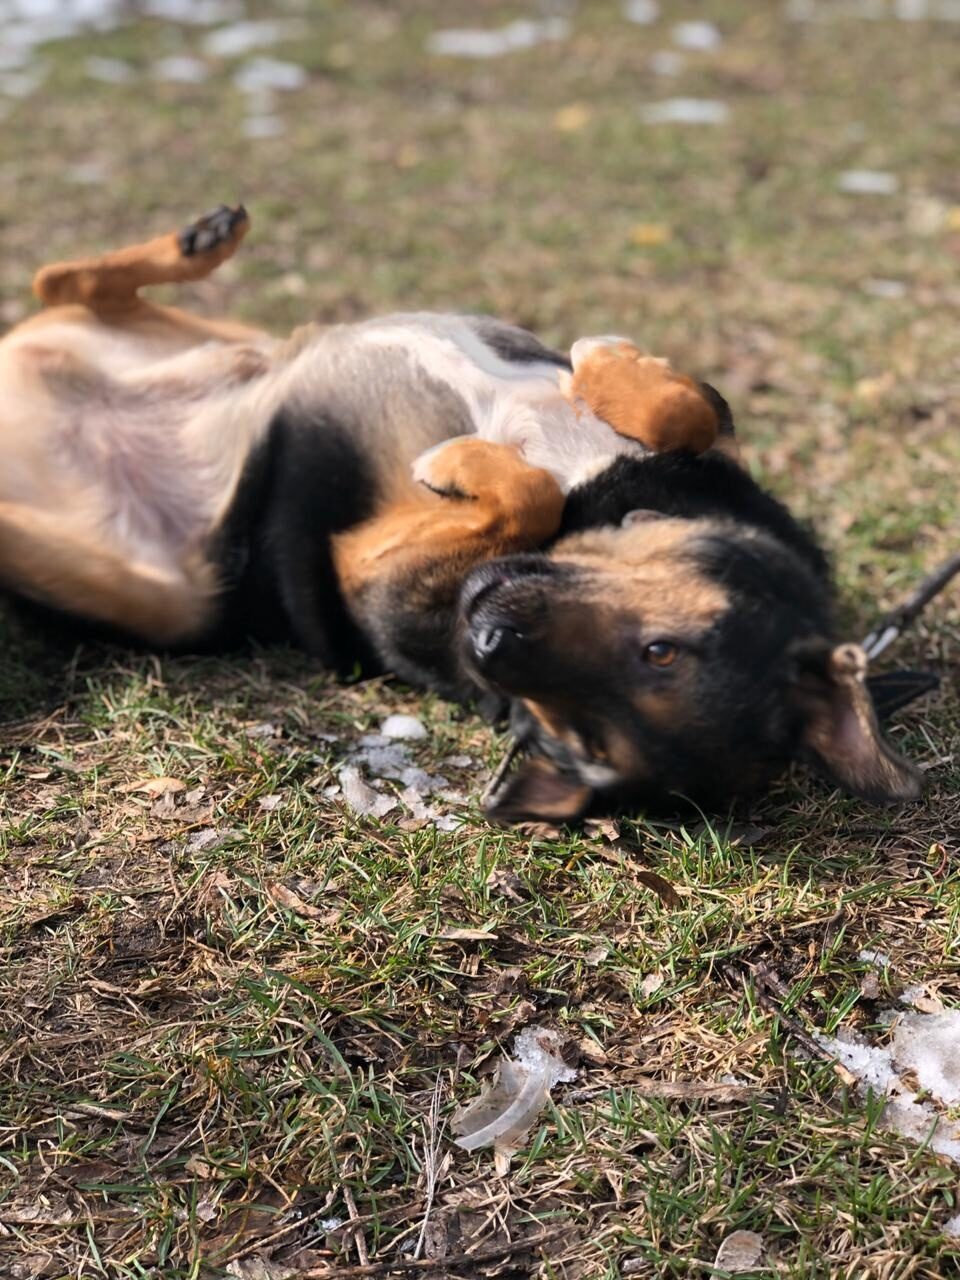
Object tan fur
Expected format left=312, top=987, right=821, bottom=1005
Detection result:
left=0, top=212, right=273, bottom=641
left=333, top=439, right=564, bottom=596
left=555, top=518, right=730, bottom=628
left=567, top=342, right=718, bottom=453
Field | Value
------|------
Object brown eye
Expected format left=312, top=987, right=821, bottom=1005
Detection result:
left=644, top=640, right=678, bottom=667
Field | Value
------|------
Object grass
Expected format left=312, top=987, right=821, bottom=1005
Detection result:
left=1, top=1, right=959, bottom=1276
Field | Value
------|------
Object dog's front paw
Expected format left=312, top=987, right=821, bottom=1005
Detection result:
left=566, top=336, right=718, bottom=454
left=178, top=204, right=249, bottom=257
left=412, top=437, right=519, bottom=500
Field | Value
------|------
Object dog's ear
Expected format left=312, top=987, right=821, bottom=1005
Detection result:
left=484, top=757, right=593, bottom=825
left=790, top=641, right=924, bottom=803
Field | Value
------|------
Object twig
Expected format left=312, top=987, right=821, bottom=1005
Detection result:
left=728, top=962, right=857, bottom=1087
left=342, top=1176, right=369, bottom=1267
left=222, top=1194, right=338, bottom=1265
left=302, top=1226, right=567, bottom=1278
left=482, top=737, right=522, bottom=806
left=413, top=1072, right=444, bottom=1260
left=565, top=1079, right=762, bottom=1104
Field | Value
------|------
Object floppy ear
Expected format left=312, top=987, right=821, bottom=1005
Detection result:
left=484, top=757, right=593, bottom=825
left=791, top=642, right=925, bottom=803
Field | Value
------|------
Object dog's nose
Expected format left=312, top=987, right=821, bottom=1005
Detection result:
left=472, top=624, right=523, bottom=665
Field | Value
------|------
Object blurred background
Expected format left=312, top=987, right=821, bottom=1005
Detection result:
left=0, top=0, right=957, bottom=599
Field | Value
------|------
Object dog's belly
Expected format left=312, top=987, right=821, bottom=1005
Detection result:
left=345, top=315, right=648, bottom=493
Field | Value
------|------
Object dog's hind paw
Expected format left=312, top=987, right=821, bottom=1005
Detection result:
left=178, top=204, right=249, bottom=257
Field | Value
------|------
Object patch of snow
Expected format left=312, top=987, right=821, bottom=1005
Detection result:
left=623, top=0, right=659, bottom=23
left=426, top=18, right=570, bottom=59
left=893, top=1010, right=960, bottom=1105
left=242, top=113, right=285, bottom=139
left=65, top=160, right=109, bottom=185
left=837, top=169, right=899, bottom=194
left=0, top=65, right=43, bottom=96
left=671, top=20, right=721, bottom=49
left=380, top=714, right=427, bottom=741
left=862, top=278, right=906, bottom=298
left=233, top=57, right=306, bottom=93
left=338, top=765, right=397, bottom=820
left=152, top=55, right=209, bottom=83
left=84, top=55, right=133, bottom=83
left=144, top=0, right=242, bottom=24
left=815, top=1010, right=960, bottom=1164
left=203, top=19, right=302, bottom=58
left=649, top=50, right=685, bottom=75
left=640, top=97, right=729, bottom=124
left=858, top=948, right=892, bottom=966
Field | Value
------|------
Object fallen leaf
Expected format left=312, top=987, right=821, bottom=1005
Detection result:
left=714, top=1229, right=764, bottom=1272
left=267, top=881, right=341, bottom=925
left=117, top=776, right=186, bottom=796
left=486, top=868, right=525, bottom=901
left=639, top=972, right=665, bottom=998
left=225, top=1255, right=297, bottom=1279
left=554, top=102, right=591, bottom=132
left=860, top=971, right=881, bottom=999
left=629, top=221, right=672, bottom=247
left=437, top=926, right=499, bottom=942
left=257, top=793, right=283, bottom=811
left=634, top=868, right=682, bottom=907
left=584, top=817, right=620, bottom=841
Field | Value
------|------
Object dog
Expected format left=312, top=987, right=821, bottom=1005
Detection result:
left=0, top=205, right=924, bottom=821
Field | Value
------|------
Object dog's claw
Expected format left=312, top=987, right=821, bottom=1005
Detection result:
left=178, top=204, right=248, bottom=257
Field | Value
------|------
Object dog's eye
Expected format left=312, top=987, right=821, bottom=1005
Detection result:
left=643, top=640, right=678, bottom=667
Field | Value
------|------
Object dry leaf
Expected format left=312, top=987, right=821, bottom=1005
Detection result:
left=714, top=1229, right=764, bottom=1272
left=629, top=222, right=672, bottom=247
left=437, top=926, right=499, bottom=942
left=267, top=881, right=340, bottom=924
left=486, top=868, right=525, bottom=901
left=634, top=868, right=682, bottom=907
left=554, top=102, right=591, bottom=132
left=118, top=776, right=186, bottom=796
left=257, top=793, right=283, bottom=812
left=639, top=972, right=664, bottom=998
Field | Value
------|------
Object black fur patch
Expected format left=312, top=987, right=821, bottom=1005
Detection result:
left=208, top=408, right=378, bottom=669
left=467, top=316, right=570, bottom=369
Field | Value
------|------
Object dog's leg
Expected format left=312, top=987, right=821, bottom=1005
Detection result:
left=32, top=204, right=250, bottom=311
left=335, top=438, right=564, bottom=597
left=565, top=338, right=721, bottom=454
left=0, top=503, right=214, bottom=644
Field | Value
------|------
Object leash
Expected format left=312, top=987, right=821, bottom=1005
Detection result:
left=861, top=551, right=960, bottom=660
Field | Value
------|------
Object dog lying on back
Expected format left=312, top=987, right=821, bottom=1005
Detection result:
left=0, top=206, right=923, bottom=821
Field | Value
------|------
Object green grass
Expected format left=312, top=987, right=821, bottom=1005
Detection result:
left=2, top=2, right=959, bottom=1277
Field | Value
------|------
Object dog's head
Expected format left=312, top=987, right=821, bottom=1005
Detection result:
left=459, top=455, right=924, bottom=824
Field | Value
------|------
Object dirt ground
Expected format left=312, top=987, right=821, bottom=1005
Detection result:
left=1, top=2, right=958, bottom=1277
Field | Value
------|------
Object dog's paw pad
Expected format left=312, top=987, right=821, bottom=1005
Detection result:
left=178, top=204, right=248, bottom=257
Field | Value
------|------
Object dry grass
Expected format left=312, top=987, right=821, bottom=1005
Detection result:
left=1, top=2, right=958, bottom=1277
